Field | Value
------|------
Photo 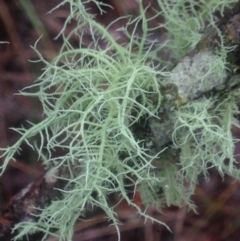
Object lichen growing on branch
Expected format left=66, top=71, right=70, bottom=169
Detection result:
left=1, top=0, right=240, bottom=240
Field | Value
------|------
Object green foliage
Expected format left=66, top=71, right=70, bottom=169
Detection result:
left=1, top=0, right=240, bottom=240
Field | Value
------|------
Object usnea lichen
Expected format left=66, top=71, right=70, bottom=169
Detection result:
left=1, top=0, right=240, bottom=241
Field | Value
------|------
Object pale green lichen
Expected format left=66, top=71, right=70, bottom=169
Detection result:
left=1, top=0, right=240, bottom=241
left=166, top=51, right=227, bottom=103
left=173, top=90, right=240, bottom=180
left=157, top=0, right=238, bottom=58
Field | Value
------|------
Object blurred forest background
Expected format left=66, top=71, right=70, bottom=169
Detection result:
left=0, top=0, right=240, bottom=240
